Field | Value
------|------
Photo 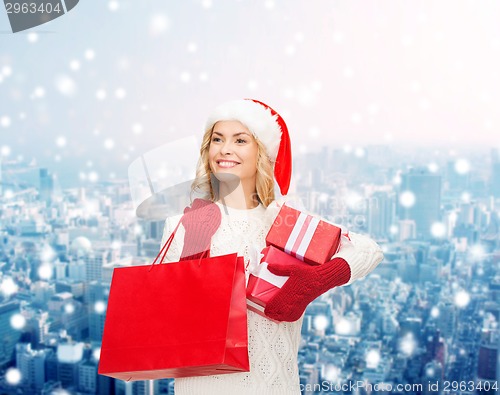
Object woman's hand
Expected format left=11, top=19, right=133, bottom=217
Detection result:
left=180, top=199, right=221, bottom=260
left=264, top=257, right=351, bottom=322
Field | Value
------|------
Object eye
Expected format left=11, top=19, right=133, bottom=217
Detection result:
left=236, top=138, right=247, bottom=144
left=211, top=136, right=222, bottom=143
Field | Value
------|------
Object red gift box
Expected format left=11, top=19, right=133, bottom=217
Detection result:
left=246, top=246, right=305, bottom=321
left=266, top=204, right=342, bottom=265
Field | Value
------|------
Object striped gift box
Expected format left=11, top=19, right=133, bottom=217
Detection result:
left=265, top=204, right=341, bottom=265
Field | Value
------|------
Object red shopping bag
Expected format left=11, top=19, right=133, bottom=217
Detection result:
left=98, top=221, right=249, bottom=381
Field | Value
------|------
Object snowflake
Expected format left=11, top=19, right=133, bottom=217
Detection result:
left=5, top=368, right=21, bottom=385
left=264, top=0, right=275, bottom=9
left=460, top=192, right=471, bottom=202
left=85, top=49, right=95, bottom=60
left=108, top=1, right=119, bottom=11
left=323, top=364, right=341, bottom=382
left=454, top=159, right=470, bottom=174
left=2, top=65, right=12, bottom=77
left=69, top=60, right=80, bottom=71
left=64, top=304, right=75, bottom=314
left=399, top=191, right=416, bottom=208
left=149, top=14, right=170, bottom=36
left=38, top=264, right=53, bottom=280
left=56, top=136, right=66, bottom=147
left=366, top=349, right=381, bottom=369
left=132, top=123, right=143, bottom=134
left=354, top=147, right=365, bottom=157
left=92, top=347, right=101, bottom=361
left=180, top=72, right=191, bottom=83
left=115, top=88, right=126, bottom=99
left=104, top=139, right=115, bottom=150
left=427, top=162, right=439, bottom=173
left=88, top=171, right=99, bottom=182
left=201, top=0, right=212, bottom=9
left=10, top=314, right=26, bottom=330
left=247, top=80, right=258, bottom=90
left=33, top=86, right=45, bottom=98
left=94, top=301, right=106, bottom=314
left=313, top=314, right=329, bottom=331
left=1, top=277, right=18, bottom=297
left=454, top=290, right=470, bottom=308
left=96, top=89, right=107, bottom=100
left=199, top=72, right=208, bottom=82
left=27, top=33, right=38, bottom=43
left=430, top=222, right=446, bottom=238
left=1, top=116, right=11, bottom=128
left=55, top=75, right=77, bottom=96
left=399, top=333, right=417, bottom=356
left=335, top=318, right=351, bottom=335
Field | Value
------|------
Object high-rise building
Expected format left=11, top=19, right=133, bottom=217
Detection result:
left=477, top=328, right=499, bottom=382
left=57, top=342, right=84, bottom=389
left=78, top=358, right=98, bottom=393
left=39, top=168, right=54, bottom=204
left=490, top=148, right=500, bottom=197
left=16, top=343, right=48, bottom=393
left=85, top=249, right=108, bottom=282
left=87, top=281, right=111, bottom=342
left=0, top=158, right=3, bottom=197
left=368, top=190, right=395, bottom=239
left=399, top=167, right=441, bottom=240
left=446, top=160, right=470, bottom=194
left=0, top=301, right=22, bottom=367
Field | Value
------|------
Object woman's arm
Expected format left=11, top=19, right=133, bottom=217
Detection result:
left=263, top=230, right=384, bottom=322
left=333, top=231, right=384, bottom=286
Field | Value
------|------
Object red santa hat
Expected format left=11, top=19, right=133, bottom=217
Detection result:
left=205, top=98, right=292, bottom=195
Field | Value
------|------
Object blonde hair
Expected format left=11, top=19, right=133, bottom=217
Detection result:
left=190, top=123, right=276, bottom=208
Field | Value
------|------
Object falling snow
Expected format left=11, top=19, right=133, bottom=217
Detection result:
left=5, top=368, right=21, bottom=385
left=399, top=191, right=416, bottom=208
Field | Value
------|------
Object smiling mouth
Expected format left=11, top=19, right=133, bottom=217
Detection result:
left=216, top=161, right=240, bottom=168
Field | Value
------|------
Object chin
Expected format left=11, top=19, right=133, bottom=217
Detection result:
left=212, top=172, right=241, bottom=184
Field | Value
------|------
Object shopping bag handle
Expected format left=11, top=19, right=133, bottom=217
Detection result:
left=149, top=218, right=182, bottom=271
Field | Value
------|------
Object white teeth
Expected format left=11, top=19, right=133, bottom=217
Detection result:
left=218, top=161, right=238, bottom=167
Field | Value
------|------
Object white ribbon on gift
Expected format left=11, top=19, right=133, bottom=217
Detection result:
left=284, top=212, right=320, bottom=261
left=252, top=261, right=289, bottom=288
left=247, top=261, right=289, bottom=315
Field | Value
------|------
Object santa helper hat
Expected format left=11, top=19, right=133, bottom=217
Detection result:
left=205, top=98, right=292, bottom=196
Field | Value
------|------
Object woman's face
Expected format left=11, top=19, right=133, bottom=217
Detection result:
left=208, top=120, right=259, bottom=188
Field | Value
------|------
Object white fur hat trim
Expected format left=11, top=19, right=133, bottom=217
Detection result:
left=205, top=99, right=282, bottom=161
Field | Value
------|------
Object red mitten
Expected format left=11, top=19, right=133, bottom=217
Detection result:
left=264, top=257, right=351, bottom=322
left=180, top=199, right=221, bottom=260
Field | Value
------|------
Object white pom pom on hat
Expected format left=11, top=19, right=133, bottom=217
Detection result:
left=205, top=98, right=292, bottom=195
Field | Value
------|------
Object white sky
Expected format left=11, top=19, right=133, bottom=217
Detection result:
left=1, top=0, right=500, bottom=182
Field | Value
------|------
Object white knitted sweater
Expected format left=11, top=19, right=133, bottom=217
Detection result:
left=159, top=199, right=383, bottom=395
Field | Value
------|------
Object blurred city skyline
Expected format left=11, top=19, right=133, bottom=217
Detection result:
left=0, top=139, right=498, bottom=394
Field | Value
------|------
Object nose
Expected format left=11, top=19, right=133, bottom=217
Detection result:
left=220, top=140, right=234, bottom=155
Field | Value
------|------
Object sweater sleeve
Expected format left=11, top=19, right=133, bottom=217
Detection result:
left=332, top=231, right=384, bottom=286
left=159, top=214, right=184, bottom=263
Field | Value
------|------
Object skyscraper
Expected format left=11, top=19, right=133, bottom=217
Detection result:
left=490, top=148, right=500, bottom=197
left=399, top=167, right=441, bottom=240
left=39, top=168, right=54, bottom=204
left=87, top=281, right=110, bottom=342
left=368, top=190, right=395, bottom=239
left=0, top=301, right=22, bottom=368
left=16, top=343, right=48, bottom=393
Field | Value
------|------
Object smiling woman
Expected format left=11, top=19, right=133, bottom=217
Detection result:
left=159, top=98, right=383, bottom=394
